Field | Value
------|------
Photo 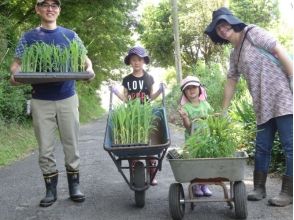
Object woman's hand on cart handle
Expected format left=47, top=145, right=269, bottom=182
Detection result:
left=159, top=82, right=166, bottom=93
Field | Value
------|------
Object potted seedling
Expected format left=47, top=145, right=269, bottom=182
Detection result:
left=110, top=99, right=159, bottom=146
left=14, top=40, right=93, bottom=83
left=177, top=115, right=243, bottom=159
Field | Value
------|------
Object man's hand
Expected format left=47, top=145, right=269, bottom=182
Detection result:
left=10, top=60, right=22, bottom=86
left=10, top=74, right=21, bottom=85
left=85, top=67, right=95, bottom=81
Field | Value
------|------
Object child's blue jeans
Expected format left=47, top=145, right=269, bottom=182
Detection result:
left=254, top=114, right=293, bottom=176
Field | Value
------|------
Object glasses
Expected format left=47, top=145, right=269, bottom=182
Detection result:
left=216, top=22, right=232, bottom=32
left=38, top=3, right=60, bottom=10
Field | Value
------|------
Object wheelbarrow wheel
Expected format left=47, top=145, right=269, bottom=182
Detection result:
left=233, top=181, right=248, bottom=219
left=169, top=183, right=185, bottom=220
left=134, top=161, right=145, bottom=208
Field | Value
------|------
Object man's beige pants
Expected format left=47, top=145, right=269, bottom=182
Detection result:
left=31, top=94, right=80, bottom=174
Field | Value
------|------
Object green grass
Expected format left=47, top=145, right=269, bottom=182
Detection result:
left=0, top=122, right=36, bottom=167
left=79, top=94, right=105, bottom=123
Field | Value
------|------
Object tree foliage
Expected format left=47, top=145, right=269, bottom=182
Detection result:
left=139, top=0, right=227, bottom=69
left=229, top=0, right=280, bottom=28
left=138, top=0, right=284, bottom=70
left=138, top=0, right=174, bottom=67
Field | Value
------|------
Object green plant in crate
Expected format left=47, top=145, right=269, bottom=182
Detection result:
left=21, top=40, right=87, bottom=73
left=110, top=99, right=159, bottom=145
left=182, top=115, right=242, bottom=158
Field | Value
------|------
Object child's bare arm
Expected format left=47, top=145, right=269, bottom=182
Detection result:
left=178, top=107, right=191, bottom=130
left=110, top=85, right=126, bottom=102
left=150, top=83, right=164, bottom=101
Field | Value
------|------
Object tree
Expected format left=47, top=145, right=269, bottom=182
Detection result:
left=139, top=0, right=225, bottom=70
left=138, top=0, right=174, bottom=67
left=138, top=0, right=282, bottom=70
left=230, top=0, right=279, bottom=28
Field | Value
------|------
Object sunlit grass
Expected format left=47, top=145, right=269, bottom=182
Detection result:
left=0, top=122, right=37, bottom=167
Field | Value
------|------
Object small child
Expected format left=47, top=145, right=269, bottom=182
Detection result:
left=112, top=46, right=162, bottom=103
left=178, top=75, right=213, bottom=197
left=112, top=46, right=163, bottom=185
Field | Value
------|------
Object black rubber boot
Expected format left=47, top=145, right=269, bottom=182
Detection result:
left=268, top=175, right=293, bottom=207
left=67, top=170, right=85, bottom=202
left=247, top=170, right=267, bottom=201
left=39, top=171, right=58, bottom=207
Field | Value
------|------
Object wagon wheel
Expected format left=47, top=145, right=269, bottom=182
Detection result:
left=134, top=161, right=146, bottom=208
left=233, top=181, right=248, bottom=219
left=169, top=183, right=185, bottom=220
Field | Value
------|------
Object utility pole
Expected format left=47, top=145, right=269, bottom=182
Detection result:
left=171, top=0, right=182, bottom=84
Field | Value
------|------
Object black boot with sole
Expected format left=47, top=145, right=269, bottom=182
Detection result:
left=67, top=170, right=85, bottom=202
left=40, top=171, right=58, bottom=207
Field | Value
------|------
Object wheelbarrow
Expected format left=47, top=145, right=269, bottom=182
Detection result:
left=167, top=151, right=248, bottom=219
left=103, top=86, right=170, bottom=208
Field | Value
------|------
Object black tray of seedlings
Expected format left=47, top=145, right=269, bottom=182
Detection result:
left=14, top=72, right=94, bottom=84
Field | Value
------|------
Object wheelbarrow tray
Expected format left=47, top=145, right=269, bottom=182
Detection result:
left=103, top=107, right=170, bottom=157
left=14, top=72, right=94, bottom=84
left=168, top=151, right=248, bottom=182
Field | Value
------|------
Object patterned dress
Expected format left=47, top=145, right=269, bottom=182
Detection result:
left=228, top=25, right=293, bottom=125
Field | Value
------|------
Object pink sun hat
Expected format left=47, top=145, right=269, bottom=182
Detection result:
left=180, top=76, right=207, bottom=105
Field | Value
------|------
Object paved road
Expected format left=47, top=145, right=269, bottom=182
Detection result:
left=0, top=116, right=292, bottom=220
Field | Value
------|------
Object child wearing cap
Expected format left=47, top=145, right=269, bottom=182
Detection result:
left=112, top=46, right=162, bottom=103
left=178, top=75, right=214, bottom=197
left=112, top=46, right=163, bottom=185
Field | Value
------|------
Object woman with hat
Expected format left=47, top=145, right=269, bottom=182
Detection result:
left=178, top=75, right=214, bottom=197
left=205, top=7, right=293, bottom=207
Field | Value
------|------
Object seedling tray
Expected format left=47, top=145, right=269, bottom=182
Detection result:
left=14, top=72, right=94, bottom=84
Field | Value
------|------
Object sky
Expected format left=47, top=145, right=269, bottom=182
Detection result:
left=279, top=0, right=294, bottom=26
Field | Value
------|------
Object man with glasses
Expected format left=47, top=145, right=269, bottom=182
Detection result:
left=10, top=0, right=95, bottom=207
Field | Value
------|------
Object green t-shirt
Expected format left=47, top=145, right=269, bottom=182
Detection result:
left=183, top=100, right=213, bottom=140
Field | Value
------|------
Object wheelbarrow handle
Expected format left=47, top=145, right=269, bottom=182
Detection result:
left=108, top=85, right=114, bottom=111
left=160, top=83, right=166, bottom=107
left=108, top=83, right=166, bottom=110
